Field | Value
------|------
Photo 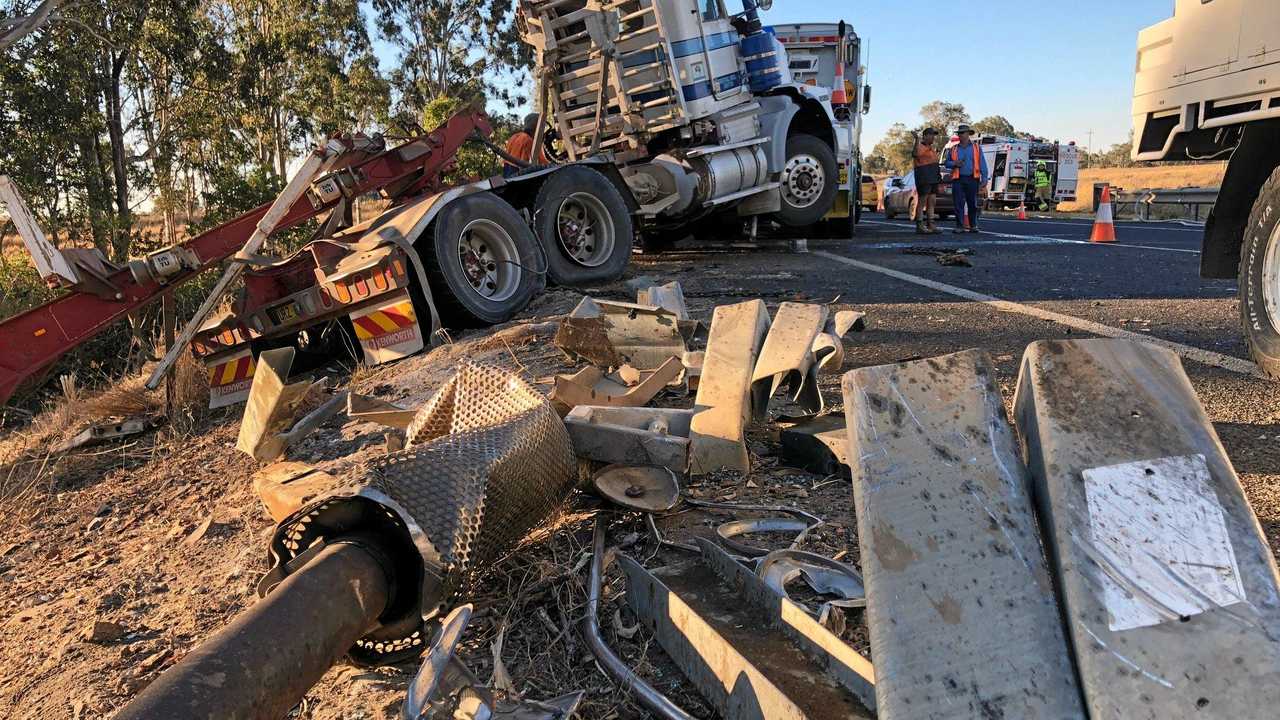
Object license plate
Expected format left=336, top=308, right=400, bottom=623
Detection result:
left=838, top=168, right=848, bottom=184
left=268, top=301, right=301, bottom=325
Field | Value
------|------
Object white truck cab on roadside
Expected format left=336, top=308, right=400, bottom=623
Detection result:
left=1132, top=0, right=1280, bottom=377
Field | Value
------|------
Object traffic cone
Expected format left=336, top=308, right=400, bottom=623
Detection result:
left=1090, top=185, right=1116, bottom=243
left=1017, top=203, right=1027, bottom=220
left=830, top=49, right=848, bottom=107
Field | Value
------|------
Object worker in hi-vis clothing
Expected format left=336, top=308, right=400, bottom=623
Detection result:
left=1033, top=161, right=1053, bottom=211
left=945, top=124, right=989, bottom=233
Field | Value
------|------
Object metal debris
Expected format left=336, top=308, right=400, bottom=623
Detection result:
left=583, top=519, right=697, bottom=720
left=843, top=349, right=1083, bottom=719
left=402, top=604, right=583, bottom=720
left=553, top=297, right=688, bottom=370
left=620, top=550, right=871, bottom=719
left=236, top=347, right=339, bottom=462
left=751, top=302, right=828, bottom=418
left=251, top=462, right=341, bottom=522
left=756, top=549, right=866, bottom=611
left=549, top=356, right=682, bottom=412
left=636, top=281, right=689, bottom=320
left=1014, top=338, right=1280, bottom=717
left=688, top=299, right=770, bottom=474
left=697, top=538, right=876, bottom=711
left=53, top=415, right=161, bottom=453
left=563, top=405, right=693, bottom=474
left=348, top=393, right=417, bottom=429
left=716, top=517, right=815, bottom=558
left=592, top=465, right=680, bottom=512
left=811, top=310, right=867, bottom=375
left=778, top=415, right=849, bottom=477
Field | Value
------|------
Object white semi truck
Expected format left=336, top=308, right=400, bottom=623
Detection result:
left=1132, top=0, right=1280, bottom=376
left=520, top=0, right=869, bottom=248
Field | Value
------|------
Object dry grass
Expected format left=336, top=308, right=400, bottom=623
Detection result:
left=0, top=355, right=210, bottom=504
left=1058, top=162, right=1227, bottom=212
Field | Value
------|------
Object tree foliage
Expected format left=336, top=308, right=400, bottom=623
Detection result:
left=972, top=115, right=1015, bottom=137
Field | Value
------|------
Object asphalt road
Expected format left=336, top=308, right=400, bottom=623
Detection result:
left=627, top=211, right=1280, bottom=552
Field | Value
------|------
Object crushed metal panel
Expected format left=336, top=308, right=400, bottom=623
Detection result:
left=619, top=553, right=857, bottom=720
left=637, top=281, right=689, bottom=319
left=751, top=302, right=828, bottom=418
left=348, top=393, right=417, bottom=429
left=236, top=347, right=316, bottom=462
left=812, top=310, right=867, bottom=375
left=1013, top=338, right=1280, bottom=718
left=779, top=415, right=849, bottom=478
left=696, top=538, right=876, bottom=713
left=688, top=300, right=770, bottom=474
left=553, top=297, right=686, bottom=370
left=563, top=405, right=693, bottom=474
left=843, top=349, right=1084, bottom=719
left=550, top=356, right=682, bottom=410
left=252, top=462, right=341, bottom=522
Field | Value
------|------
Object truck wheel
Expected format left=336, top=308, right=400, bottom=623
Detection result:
left=418, top=192, right=540, bottom=328
left=1238, top=167, right=1280, bottom=379
left=533, top=166, right=633, bottom=286
left=775, top=134, right=838, bottom=227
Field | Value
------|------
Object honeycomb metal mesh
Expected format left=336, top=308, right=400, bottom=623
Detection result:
left=262, top=364, right=576, bottom=662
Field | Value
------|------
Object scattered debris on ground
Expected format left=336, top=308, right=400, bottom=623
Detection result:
left=6, top=259, right=1280, bottom=719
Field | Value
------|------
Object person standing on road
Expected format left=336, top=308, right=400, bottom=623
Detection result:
left=912, top=128, right=943, bottom=235
left=946, top=124, right=988, bottom=233
left=1033, top=161, right=1053, bottom=211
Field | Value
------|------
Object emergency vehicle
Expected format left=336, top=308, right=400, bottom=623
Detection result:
left=971, top=134, right=1079, bottom=210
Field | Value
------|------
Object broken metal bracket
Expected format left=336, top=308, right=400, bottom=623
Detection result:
left=751, top=302, right=828, bottom=419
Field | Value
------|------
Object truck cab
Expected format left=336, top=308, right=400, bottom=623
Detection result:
left=1132, top=0, right=1280, bottom=377
left=771, top=21, right=868, bottom=229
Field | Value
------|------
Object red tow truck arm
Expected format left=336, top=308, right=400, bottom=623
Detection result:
left=0, top=111, right=491, bottom=407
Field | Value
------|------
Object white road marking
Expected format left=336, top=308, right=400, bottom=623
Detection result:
left=859, top=219, right=1199, bottom=254
left=812, top=249, right=1263, bottom=378
left=984, top=218, right=1205, bottom=233
left=855, top=238, right=1075, bottom=250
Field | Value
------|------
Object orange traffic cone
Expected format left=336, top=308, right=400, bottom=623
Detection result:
left=1090, top=185, right=1116, bottom=243
left=1017, top=203, right=1027, bottom=220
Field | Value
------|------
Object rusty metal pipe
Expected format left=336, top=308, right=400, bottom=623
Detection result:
left=116, top=542, right=390, bottom=720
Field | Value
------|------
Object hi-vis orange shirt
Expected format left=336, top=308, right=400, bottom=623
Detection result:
left=949, top=143, right=982, bottom=179
left=913, top=142, right=938, bottom=168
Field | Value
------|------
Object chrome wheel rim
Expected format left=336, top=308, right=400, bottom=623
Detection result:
left=781, top=153, right=825, bottom=209
left=1262, top=221, right=1280, bottom=330
left=556, top=192, right=615, bottom=267
left=457, top=219, right=521, bottom=302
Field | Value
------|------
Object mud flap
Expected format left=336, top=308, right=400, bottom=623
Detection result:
left=1013, top=338, right=1280, bottom=717
left=206, top=347, right=256, bottom=409
left=349, top=291, right=424, bottom=365
left=842, top=349, right=1084, bottom=719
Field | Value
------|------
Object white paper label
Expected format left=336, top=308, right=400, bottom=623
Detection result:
left=1082, top=454, right=1245, bottom=632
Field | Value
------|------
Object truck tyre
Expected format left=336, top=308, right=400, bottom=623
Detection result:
left=1238, top=166, right=1280, bottom=379
left=417, top=192, right=541, bottom=328
left=775, top=133, right=838, bottom=227
left=533, top=166, right=633, bottom=286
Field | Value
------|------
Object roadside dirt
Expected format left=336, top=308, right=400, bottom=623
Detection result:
left=2, top=248, right=1278, bottom=720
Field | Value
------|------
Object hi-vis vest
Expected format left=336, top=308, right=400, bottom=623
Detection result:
left=949, top=143, right=981, bottom=180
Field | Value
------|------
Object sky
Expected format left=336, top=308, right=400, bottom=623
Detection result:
left=367, top=0, right=1176, bottom=155
left=762, top=0, right=1175, bottom=153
